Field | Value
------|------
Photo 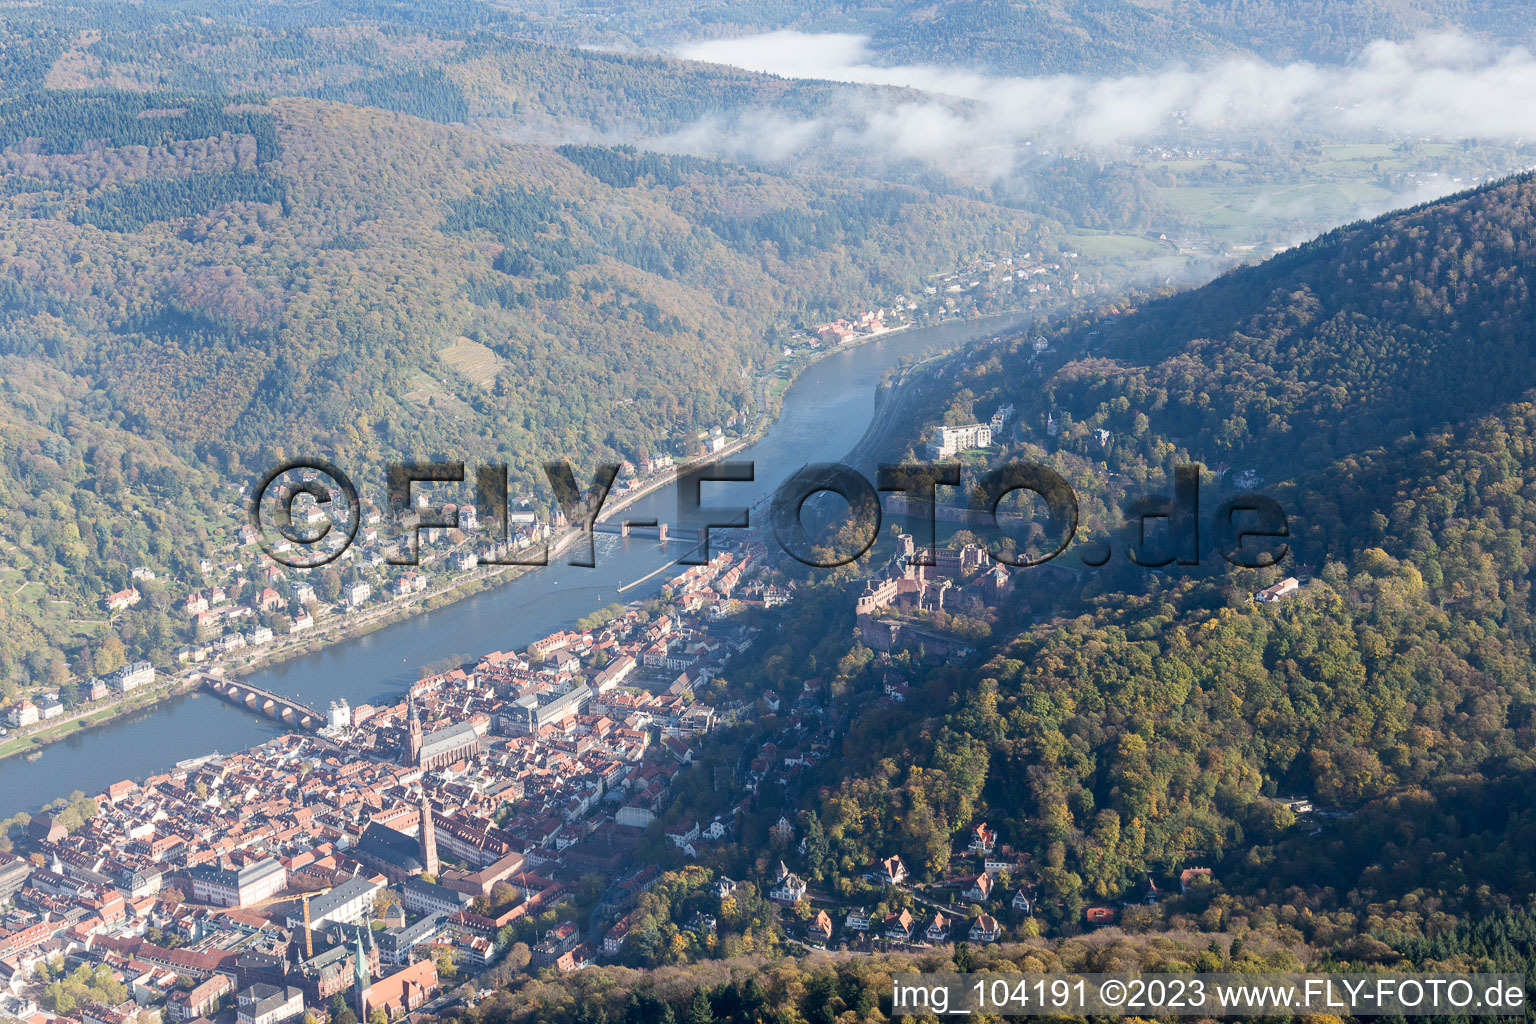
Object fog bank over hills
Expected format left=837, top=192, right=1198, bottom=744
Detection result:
left=666, top=30, right=1536, bottom=180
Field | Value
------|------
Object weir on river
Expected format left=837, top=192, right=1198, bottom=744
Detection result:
left=0, top=313, right=1028, bottom=815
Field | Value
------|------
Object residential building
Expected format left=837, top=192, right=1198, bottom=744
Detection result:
left=969, top=914, right=1002, bottom=942
left=5, top=701, right=38, bottom=728
left=112, top=662, right=155, bottom=693
left=186, top=858, right=286, bottom=908
left=235, top=984, right=304, bottom=1024
left=963, top=825, right=998, bottom=862
left=769, top=872, right=807, bottom=904
left=883, top=909, right=915, bottom=943
left=1179, top=867, right=1214, bottom=891
left=870, top=854, right=908, bottom=886
left=1085, top=906, right=1115, bottom=926
left=285, top=876, right=381, bottom=931
left=104, top=587, right=142, bottom=612
left=1254, top=577, right=1300, bottom=603
left=167, top=974, right=232, bottom=1022
left=929, top=423, right=991, bottom=459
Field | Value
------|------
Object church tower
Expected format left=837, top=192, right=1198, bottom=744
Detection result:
left=418, top=794, right=439, bottom=877
left=353, top=926, right=370, bottom=1020
left=406, top=695, right=423, bottom=766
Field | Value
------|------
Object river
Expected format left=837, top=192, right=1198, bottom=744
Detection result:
left=0, top=313, right=1026, bottom=816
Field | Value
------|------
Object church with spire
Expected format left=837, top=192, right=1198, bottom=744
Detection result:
left=406, top=695, right=423, bottom=765
left=353, top=927, right=371, bottom=1019
left=230, top=917, right=378, bottom=1012
left=349, top=790, right=446, bottom=885
left=400, top=693, right=479, bottom=770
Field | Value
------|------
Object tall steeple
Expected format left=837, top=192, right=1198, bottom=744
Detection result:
left=418, top=794, right=439, bottom=878
left=406, top=694, right=423, bottom=766
left=353, top=926, right=370, bottom=1019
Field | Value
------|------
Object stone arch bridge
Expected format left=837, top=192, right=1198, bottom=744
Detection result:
left=201, top=675, right=322, bottom=731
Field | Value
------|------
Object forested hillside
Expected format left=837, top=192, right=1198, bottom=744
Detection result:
left=528, top=0, right=1536, bottom=74
left=618, top=172, right=1536, bottom=984
left=15, top=0, right=1536, bottom=81
left=932, top=173, right=1536, bottom=495
left=4, top=6, right=1535, bottom=1022
left=458, top=907, right=1536, bottom=1024
left=0, top=81, right=1057, bottom=695
left=0, top=2, right=849, bottom=139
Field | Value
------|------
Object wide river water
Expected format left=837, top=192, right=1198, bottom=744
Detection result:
left=0, top=314, right=1025, bottom=815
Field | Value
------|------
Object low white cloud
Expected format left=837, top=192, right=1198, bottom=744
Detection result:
left=677, top=31, right=874, bottom=82
left=667, top=30, right=1536, bottom=176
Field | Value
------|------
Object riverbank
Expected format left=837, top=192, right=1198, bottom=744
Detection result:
left=0, top=311, right=1034, bottom=797
left=0, top=458, right=725, bottom=764
left=167, top=320, right=955, bottom=675
left=0, top=316, right=987, bottom=763
left=0, top=675, right=198, bottom=762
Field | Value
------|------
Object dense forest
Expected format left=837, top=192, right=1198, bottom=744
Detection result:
left=532, top=0, right=1536, bottom=74
left=852, top=177, right=1536, bottom=912
left=10, top=0, right=1536, bottom=85
left=461, top=171, right=1536, bottom=1020
left=0, top=3, right=840, bottom=139
left=0, top=68, right=1065, bottom=697
left=1036, top=174, right=1536, bottom=482
left=450, top=906, right=1536, bottom=1023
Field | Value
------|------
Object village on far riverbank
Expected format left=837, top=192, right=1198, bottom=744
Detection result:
left=0, top=247, right=1074, bottom=768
